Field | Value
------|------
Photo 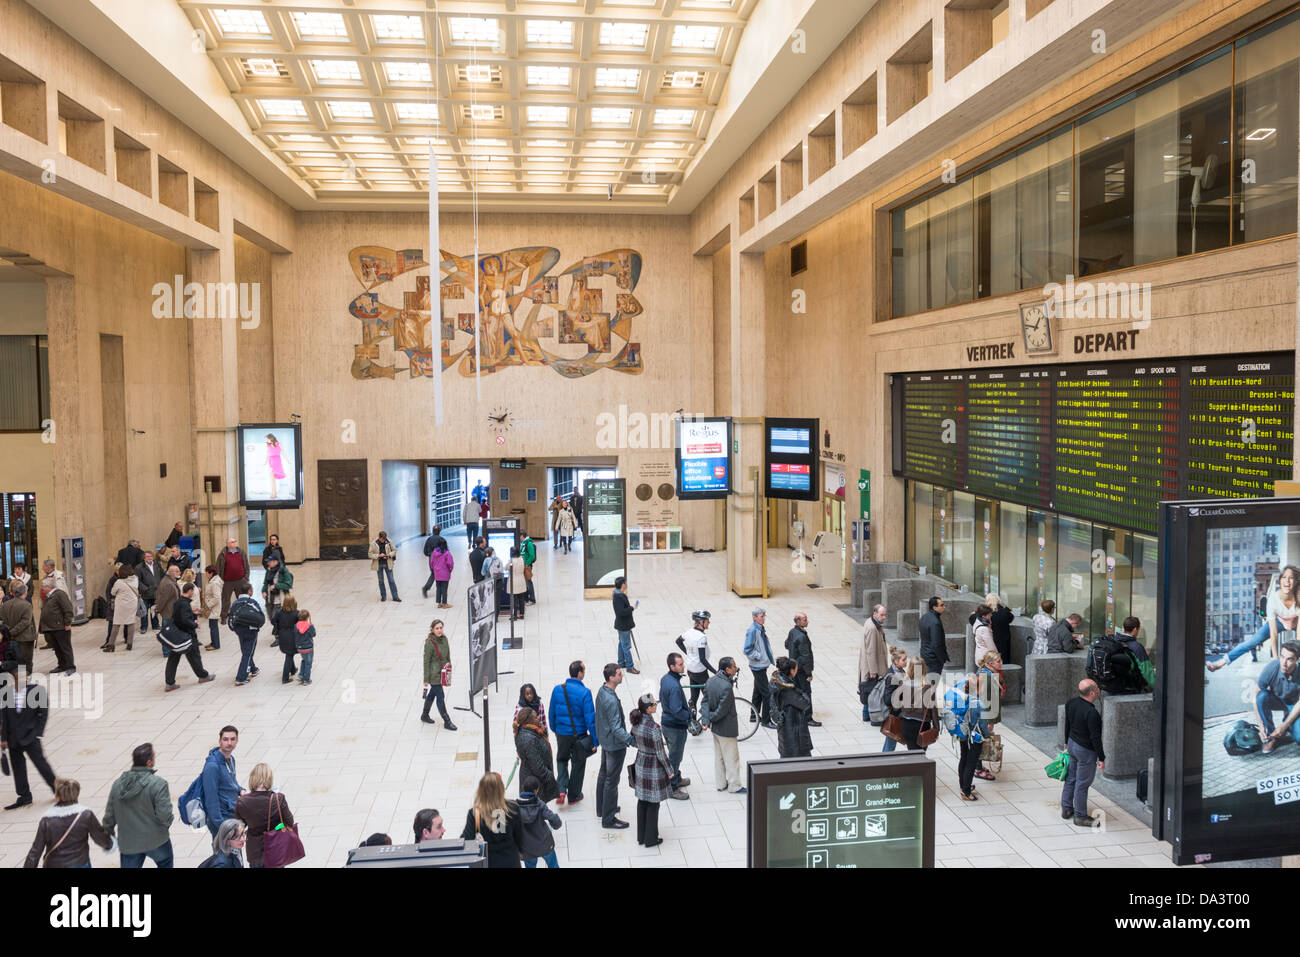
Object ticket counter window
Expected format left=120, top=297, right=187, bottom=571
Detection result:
left=950, top=491, right=975, bottom=590
left=999, top=502, right=1027, bottom=611
left=1056, top=515, right=1094, bottom=635
left=1026, top=509, right=1058, bottom=611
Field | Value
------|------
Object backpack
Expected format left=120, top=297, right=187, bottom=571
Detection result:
left=228, top=598, right=265, bottom=631
left=178, top=774, right=206, bottom=827
left=1086, top=635, right=1125, bottom=688
left=1223, top=720, right=1263, bottom=756
left=942, top=685, right=984, bottom=742
left=91, top=596, right=108, bottom=620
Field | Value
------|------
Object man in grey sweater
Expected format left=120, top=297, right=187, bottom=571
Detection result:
left=594, top=663, right=634, bottom=830
left=703, top=657, right=746, bottom=794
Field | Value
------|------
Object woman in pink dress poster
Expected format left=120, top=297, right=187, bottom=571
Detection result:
left=265, top=434, right=287, bottom=498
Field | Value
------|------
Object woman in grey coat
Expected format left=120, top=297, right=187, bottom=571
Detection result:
left=630, top=693, right=673, bottom=847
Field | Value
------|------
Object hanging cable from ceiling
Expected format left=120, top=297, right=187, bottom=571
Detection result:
left=426, top=0, right=444, bottom=426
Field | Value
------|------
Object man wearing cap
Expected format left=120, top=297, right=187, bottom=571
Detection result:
left=743, top=608, right=777, bottom=730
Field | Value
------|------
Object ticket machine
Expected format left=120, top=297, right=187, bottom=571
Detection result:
left=810, top=531, right=842, bottom=588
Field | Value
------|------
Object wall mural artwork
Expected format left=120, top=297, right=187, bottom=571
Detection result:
left=347, top=245, right=645, bottom=381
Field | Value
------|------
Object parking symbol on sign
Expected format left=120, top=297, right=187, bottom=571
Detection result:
left=806, top=850, right=828, bottom=868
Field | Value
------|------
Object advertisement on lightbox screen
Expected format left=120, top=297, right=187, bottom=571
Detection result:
left=1158, top=498, right=1300, bottom=865
left=236, top=423, right=303, bottom=509
left=675, top=417, right=731, bottom=499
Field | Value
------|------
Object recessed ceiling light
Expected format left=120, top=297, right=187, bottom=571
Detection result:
left=1246, top=127, right=1277, bottom=141
left=385, top=61, right=432, bottom=84
left=211, top=9, right=270, bottom=37
left=292, top=11, right=348, bottom=40
left=372, top=15, right=423, bottom=41
left=464, top=65, right=495, bottom=84
left=645, top=141, right=684, bottom=149
left=469, top=105, right=500, bottom=121
left=598, top=22, right=649, bottom=48
left=245, top=58, right=281, bottom=78
left=669, top=70, right=704, bottom=88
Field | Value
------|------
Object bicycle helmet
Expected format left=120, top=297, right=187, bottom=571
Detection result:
left=691, top=610, right=711, bottom=623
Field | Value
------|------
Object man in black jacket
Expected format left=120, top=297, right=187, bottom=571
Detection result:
left=469, top=537, right=487, bottom=583
left=1062, top=679, right=1106, bottom=826
left=786, top=612, right=820, bottom=727
left=114, top=539, right=144, bottom=571
left=38, top=581, right=75, bottom=675
left=612, top=577, right=638, bottom=674
left=164, top=584, right=214, bottom=691
left=0, top=657, right=57, bottom=809
left=918, top=597, right=949, bottom=677
left=421, top=525, right=447, bottom=599
left=135, top=550, right=165, bottom=633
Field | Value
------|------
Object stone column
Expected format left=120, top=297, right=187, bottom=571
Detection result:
left=726, top=244, right=766, bottom=597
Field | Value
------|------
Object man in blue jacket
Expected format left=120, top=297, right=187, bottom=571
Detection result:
left=201, top=726, right=245, bottom=836
left=549, top=661, right=597, bottom=807
left=659, top=653, right=692, bottom=799
left=743, top=608, right=777, bottom=729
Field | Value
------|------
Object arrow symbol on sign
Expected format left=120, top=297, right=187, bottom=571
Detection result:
left=779, top=792, right=796, bottom=811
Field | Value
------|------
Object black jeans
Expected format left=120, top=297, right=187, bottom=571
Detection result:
left=636, top=800, right=661, bottom=845
left=751, top=668, right=771, bottom=723
left=435, top=580, right=449, bottom=604
left=281, top=649, right=297, bottom=682
left=687, top=672, right=708, bottom=711
left=47, top=629, right=74, bottom=672
left=922, top=656, right=945, bottom=680
left=511, top=593, right=524, bottom=618
left=422, top=570, right=437, bottom=595
left=794, top=672, right=812, bottom=712
left=595, top=747, right=625, bottom=824
left=902, top=717, right=923, bottom=751
left=422, top=684, right=450, bottom=722
left=465, top=522, right=478, bottom=546
left=164, top=644, right=210, bottom=684
left=958, top=738, right=981, bottom=796
left=9, top=739, right=55, bottom=799
left=555, top=736, right=588, bottom=800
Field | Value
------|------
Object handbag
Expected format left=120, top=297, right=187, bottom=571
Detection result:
left=981, top=732, right=1003, bottom=771
left=917, top=709, right=941, bottom=748
left=881, top=714, right=905, bottom=743
left=524, top=564, right=533, bottom=581
left=441, top=662, right=452, bottom=687
left=561, top=685, right=596, bottom=758
left=262, top=793, right=305, bottom=868
left=1045, top=750, right=1071, bottom=781
left=626, top=761, right=637, bottom=788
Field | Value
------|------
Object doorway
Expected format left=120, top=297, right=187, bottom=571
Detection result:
left=0, top=493, right=37, bottom=579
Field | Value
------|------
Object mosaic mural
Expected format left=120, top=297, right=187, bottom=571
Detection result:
left=347, top=245, right=645, bottom=380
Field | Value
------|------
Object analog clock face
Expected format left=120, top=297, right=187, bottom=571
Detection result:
left=1021, top=303, right=1052, bottom=353
left=488, top=406, right=512, bottom=433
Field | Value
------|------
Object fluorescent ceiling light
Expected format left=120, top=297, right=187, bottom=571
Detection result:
left=280, top=133, right=324, bottom=142
left=645, top=141, right=684, bottom=149
left=469, top=105, right=500, bottom=121
left=342, top=135, right=386, bottom=144
left=372, top=15, right=423, bottom=41
left=468, top=138, right=507, bottom=147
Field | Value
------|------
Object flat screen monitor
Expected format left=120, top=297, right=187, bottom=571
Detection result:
left=1158, top=497, right=1300, bottom=864
left=236, top=423, right=303, bottom=510
left=765, top=417, right=820, bottom=501
left=675, top=417, right=731, bottom=500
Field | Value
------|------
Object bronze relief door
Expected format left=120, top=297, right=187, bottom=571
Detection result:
left=317, top=460, right=368, bottom=559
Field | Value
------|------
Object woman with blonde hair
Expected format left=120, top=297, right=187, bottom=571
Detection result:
left=985, top=593, right=1015, bottom=662
left=884, top=657, right=938, bottom=751
left=880, top=646, right=909, bottom=753
left=974, top=650, right=1005, bottom=782
left=23, top=778, right=113, bottom=868
left=234, top=762, right=296, bottom=868
left=181, top=568, right=201, bottom=615
left=460, top=772, right=525, bottom=868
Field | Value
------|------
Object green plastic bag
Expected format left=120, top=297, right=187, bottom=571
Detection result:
left=1045, top=751, right=1070, bottom=781
left=1138, top=658, right=1156, bottom=690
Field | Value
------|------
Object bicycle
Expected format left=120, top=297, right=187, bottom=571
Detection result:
left=686, top=677, right=761, bottom=741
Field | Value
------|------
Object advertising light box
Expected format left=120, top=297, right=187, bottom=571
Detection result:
left=1157, top=497, right=1300, bottom=865
left=765, top=417, right=820, bottom=502
left=236, top=423, right=304, bottom=510
left=748, top=752, right=934, bottom=868
left=675, top=417, right=731, bottom=500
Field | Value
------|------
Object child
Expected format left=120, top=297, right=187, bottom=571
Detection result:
left=295, top=610, right=316, bottom=684
left=516, top=781, right=562, bottom=868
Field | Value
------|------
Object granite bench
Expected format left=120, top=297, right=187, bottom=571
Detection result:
left=1025, top=653, right=1088, bottom=726
left=1099, top=693, right=1156, bottom=779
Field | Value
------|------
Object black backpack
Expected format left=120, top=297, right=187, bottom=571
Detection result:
left=91, top=596, right=107, bottom=620
left=1086, top=635, right=1126, bottom=689
left=1223, top=720, right=1263, bottom=756
left=228, top=598, right=265, bottom=631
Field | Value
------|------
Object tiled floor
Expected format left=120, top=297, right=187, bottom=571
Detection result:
left=0, top=537, right=1180, bottom=867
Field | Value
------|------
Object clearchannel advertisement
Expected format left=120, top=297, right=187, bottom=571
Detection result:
left=764, top=775, right=924, bottom=868
left=676, top=419, right=729, bottom=496
left=1199, top=522, right=1300, bottom=839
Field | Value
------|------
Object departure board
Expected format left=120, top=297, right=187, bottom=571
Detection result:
left=1185, top=355, right=1294, bottom=498
left=965, top=369, right=1053, bottom=508
left=893, top=353, right=1293, bottom=536
left=899, top=373, right=967, bottom=490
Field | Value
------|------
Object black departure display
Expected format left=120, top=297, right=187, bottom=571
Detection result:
left=894, top=353, right=1294, bottom=535
left=1185, top=355, right=1294, bottom=499
left=965, top=369, right=1052, bottom=508
left=899, top=373, right=966, bottom=490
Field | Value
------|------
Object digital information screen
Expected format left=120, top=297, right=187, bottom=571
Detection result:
left=894, top=354, right=1293, bottom=535
left=1157, top=498, right=1300, bottom=865
left=583, top=479, right=626, bottom=590
left=748, top=753, right=934, bottom=868
left=675, top=418, right=731, bottom=499
left=764, top=417, right=820, bottom=502
left=899, top=374, right=967, bottom=490
left=236, top=422, right=304, bottom=510
left=1053, top=362, right=1180, bottom=534
left=965, top=369, right=1052, bottom=508
left=1185, top=355, right=1295, bottom=499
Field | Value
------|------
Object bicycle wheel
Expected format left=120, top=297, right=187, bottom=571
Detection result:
left=735, top=696, right=760, bottom=741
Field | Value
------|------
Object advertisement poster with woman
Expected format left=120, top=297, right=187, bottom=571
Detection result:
left=238, top=423, right=302, bottom=508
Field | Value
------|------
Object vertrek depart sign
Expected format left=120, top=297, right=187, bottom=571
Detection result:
left=675, top=417, right=732, bottom=500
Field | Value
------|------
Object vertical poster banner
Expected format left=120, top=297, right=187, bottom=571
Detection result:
left=584, top=478, right=627, bottom=593
left=466, top=576, right=498, bottom=697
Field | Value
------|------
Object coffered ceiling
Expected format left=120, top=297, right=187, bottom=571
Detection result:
left=176, top=0, right=758, bottom=205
